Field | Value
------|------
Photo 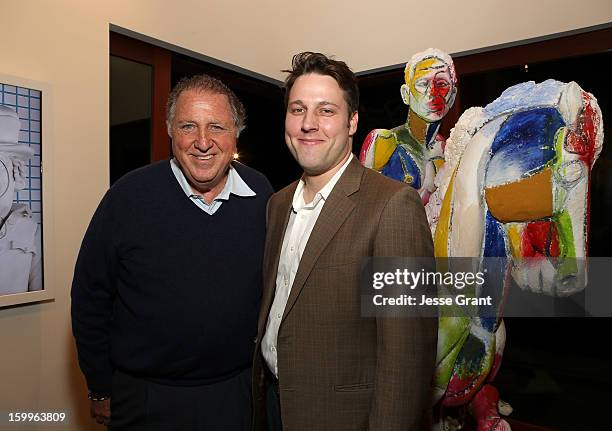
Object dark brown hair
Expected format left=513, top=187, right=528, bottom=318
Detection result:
left=283, top=52, right=359, bottom=115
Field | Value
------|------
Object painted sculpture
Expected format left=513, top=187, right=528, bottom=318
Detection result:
left=430, top=79, right=602, bottom=431
left=360, top=50, right=603, bottom=431
left=428, top=80, right=603, bottom=430
left=360, top=48, right=457, bottom=204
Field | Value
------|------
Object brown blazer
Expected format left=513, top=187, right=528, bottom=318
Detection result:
left=253, top=157, right=437, bottom=431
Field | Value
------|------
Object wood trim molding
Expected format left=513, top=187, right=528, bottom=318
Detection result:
left=110, top=31, right=172, bottom=161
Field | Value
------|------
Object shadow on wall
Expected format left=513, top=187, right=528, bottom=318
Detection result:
left=0, top=304, right=42, bottom=416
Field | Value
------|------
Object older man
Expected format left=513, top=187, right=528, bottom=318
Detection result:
left=0, top=105, right=42, bottom=295
left=253, top=52, right=437, bottom=431
left=72, top=75, right=273, bottom=430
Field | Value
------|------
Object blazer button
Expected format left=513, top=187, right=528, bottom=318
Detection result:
left=253, top=336, right=258, bottom=344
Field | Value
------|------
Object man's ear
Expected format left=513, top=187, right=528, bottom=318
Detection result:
left=447, top=86, right=458, bottom=111
left=12, top=159, right=27, bottom=191
left=348, top=111, right=358, bottom=136
left=400, top=84, right=410, bottom=106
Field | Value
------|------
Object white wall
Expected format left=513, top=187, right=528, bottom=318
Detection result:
left=105, top=0, right=612, bottom=78
left=0, top=1, right=610, bottom=429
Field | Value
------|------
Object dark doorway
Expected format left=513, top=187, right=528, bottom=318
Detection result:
left=109, top=32, right=172, bottom=185
left=109, top=56, right=152, bottom=184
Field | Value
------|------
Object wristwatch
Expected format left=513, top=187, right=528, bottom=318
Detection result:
left=87, top=390, right=110, bottom=401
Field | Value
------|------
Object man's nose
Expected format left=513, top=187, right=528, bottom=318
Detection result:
left=194, top=129, right=214, bottom=151
left=301, top=110, right=318, bottom=132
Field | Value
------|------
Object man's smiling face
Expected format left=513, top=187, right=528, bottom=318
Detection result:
left=170, top=89, right=237, bottom=197
left=284, top=73, right=357, bottom=178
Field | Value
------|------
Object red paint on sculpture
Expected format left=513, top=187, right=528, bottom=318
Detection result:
left=359, top=129, right=378, bottom=162
left=566, top=92, right=599, bottom=165
left=521, top=221, right=560, bottom=258
left=429, top=73, right=452, bottom=115
left=444, top=372, right=487, bottom=406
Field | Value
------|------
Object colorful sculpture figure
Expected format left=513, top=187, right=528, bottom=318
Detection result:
left=428, top=79, right=602, bottom=431
left=360, top=57, right=603, bottom=431
left=360, top=48, right=457, bottom=204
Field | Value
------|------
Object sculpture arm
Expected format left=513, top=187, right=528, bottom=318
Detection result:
left=359, top=129, right=398, bottom=171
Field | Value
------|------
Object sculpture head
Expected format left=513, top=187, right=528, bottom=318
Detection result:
left=401, top=48, right=457, bottom=123
left=480, top=81, right=603, bottom=296
left=429, top=81, right=602, bottom=297
left=0, top=105, right=33, bottom=220
left=513, top=85, right=601, bottom=296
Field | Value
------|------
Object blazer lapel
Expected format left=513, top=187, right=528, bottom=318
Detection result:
left=257, top=183, right=296, bottom=335
left=282, top=157, right=364, bottom=321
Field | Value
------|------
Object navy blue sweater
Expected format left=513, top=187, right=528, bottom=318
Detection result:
left=71, top=161, right=273, bottom=394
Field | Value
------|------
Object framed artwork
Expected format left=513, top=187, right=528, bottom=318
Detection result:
left=0, top=73, right=53, bottom=308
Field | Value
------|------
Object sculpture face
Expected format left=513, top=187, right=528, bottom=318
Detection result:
left=408, top=57, right=456, bottom=122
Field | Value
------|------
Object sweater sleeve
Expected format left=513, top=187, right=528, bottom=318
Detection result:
left=71, top=190, right=119, bottom=395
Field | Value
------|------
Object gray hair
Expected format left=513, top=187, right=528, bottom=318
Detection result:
left=166, top=74, right=246, bottom=137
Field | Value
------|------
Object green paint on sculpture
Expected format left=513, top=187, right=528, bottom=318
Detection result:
left=435, top=316, right=470, bottom=388
left=555, top=209, right=578, bottom=279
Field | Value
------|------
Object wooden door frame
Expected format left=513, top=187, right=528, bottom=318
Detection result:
left=110, top=31, right=172, bottom=161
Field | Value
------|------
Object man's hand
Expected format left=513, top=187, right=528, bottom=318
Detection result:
left=90, top=399, right=111, bottom=426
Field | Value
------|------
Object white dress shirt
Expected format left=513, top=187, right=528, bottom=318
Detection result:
left=262, top=154, right=353, bottom=377
left=170, top=158, right=255, bottom=215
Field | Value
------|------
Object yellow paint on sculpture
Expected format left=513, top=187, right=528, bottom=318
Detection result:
left=485, top=169, right=553, bottom=223
left=506, top=224, right=523, bottom=257
left=407, top=109, right=428, bottom=142
left=407, top=57, right=438, bottom=87
left=373, top=132, right=397, bottom=170
left=434, top=168, right=457, bottom=258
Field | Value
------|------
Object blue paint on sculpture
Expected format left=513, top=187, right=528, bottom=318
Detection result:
left=483, top=211, right=507, bottom=259
left=481, top=211, right=508, bottom=331
left=381, top=144, right=422, bottom=189
left=483, top=79, right=565, bottom=118
left=487, top=109, right=562, bottom=187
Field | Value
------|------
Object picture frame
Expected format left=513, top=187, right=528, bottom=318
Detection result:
left=0, top=73, right=54, bottom=308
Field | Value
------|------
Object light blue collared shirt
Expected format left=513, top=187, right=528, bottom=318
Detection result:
left=170, top=158, right=256, bottom=215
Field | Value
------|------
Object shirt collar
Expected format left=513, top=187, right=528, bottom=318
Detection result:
left=292, top=153, right=353, bottom=212
left=170, top=158, right=256, bottom=202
